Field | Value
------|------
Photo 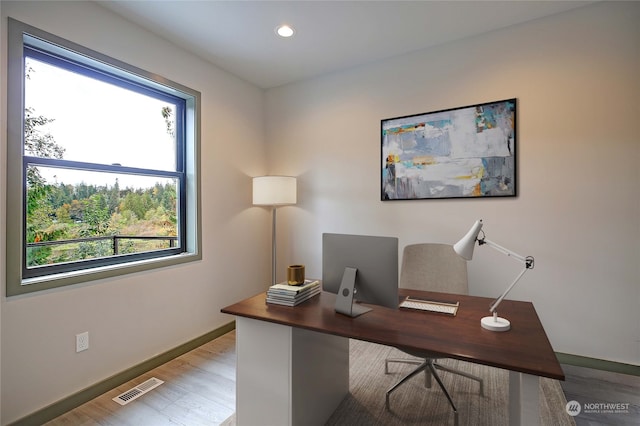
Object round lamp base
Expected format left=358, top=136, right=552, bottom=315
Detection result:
left=481, top=316, right=511, bottom=332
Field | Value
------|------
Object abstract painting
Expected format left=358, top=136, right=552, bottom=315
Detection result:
left=381, top=99, right=516, bottom=200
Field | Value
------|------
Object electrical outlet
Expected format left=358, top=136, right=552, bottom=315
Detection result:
left=76, top=331, right=89, bottom=352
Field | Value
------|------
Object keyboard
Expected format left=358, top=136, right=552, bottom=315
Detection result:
left=399, top=297, right=459, bottom=316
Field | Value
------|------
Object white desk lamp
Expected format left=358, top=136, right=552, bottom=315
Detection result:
left=253, top=176, right=297, bottom=286
left=454, top=219, right=535, bottom=332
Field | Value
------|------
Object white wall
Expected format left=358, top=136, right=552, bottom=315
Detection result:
left=265, top=2, right=640, bottom=366
left=0, top=2, right=272, bottom=424
left=1, top=1, right=638, bottom=423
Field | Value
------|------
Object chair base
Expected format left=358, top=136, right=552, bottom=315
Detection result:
left=385, top=357, right=484, bottom=426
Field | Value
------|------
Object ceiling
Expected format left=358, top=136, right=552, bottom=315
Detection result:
left=98, top=1, right=594, bottom=89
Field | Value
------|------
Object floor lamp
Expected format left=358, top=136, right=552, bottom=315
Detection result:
left=454, top=219, right=535, bottom=332
left=252, top=176, right=297, bottom=287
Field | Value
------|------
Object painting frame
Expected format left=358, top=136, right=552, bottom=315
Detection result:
left=381, top=98, right=517, bottom=201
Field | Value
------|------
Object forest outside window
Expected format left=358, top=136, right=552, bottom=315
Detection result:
left=7, top=19, right=201, bottom=296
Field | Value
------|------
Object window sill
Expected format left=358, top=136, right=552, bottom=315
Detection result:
left=11, top=252, right=201, bottom=297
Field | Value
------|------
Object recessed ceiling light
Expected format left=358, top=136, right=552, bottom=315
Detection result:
left=275, top=24, right=295, bottom=38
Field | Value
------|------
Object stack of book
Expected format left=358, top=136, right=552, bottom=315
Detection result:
left=266, top=280, right=321, bottom=306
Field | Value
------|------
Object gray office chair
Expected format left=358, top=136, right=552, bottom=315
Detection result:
left=385, top=243, right=484, bottom=425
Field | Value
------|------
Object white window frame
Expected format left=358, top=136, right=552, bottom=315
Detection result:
left=6, top=18, right=202, bottom=296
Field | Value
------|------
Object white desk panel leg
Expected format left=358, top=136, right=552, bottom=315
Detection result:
left=291, top=327, right=349, bottom=425
left=508, top=371, right=539, bottom=426
left=236, top=317, right=292, bottom=426
left=236, top=317, right=349, bottom=426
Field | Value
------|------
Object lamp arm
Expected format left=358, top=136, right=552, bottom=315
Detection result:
left=488, top=265, right=529, bottom=313
left=480, top=238, right=528, bottom=264
left=480, top=238, right=535, bottom=313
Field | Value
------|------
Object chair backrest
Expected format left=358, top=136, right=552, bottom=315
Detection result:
left=399, top=243, right=468, bottom=295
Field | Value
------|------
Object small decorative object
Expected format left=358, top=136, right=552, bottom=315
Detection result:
left=381, top=98, right=516, bottom=200
left=287, top=265, right=305, bottom=285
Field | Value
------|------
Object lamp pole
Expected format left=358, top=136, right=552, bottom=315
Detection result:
left=271, top=207, right=277, bottom=287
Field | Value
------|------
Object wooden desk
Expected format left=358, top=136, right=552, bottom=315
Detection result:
left=222, top=289, right=564, bottom=426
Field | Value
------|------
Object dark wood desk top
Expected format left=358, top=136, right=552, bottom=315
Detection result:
left=221, top=289, right=564, bottom=381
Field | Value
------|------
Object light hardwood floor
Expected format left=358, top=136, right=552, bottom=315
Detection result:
left=45, top=331, right=236, bottom=426
left=47, top=330, right=638, bottom=426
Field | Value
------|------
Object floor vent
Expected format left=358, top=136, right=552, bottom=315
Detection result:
left=112, top=377, right=164, bottom=406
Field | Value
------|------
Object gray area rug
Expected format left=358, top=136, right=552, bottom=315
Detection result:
left=222, top=339, right=575, bottom=425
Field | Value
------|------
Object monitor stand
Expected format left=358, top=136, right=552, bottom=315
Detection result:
left=334, top=267, right=372, bottom=317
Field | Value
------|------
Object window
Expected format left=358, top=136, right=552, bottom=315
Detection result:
left=7, top=19, right=201, bottom=296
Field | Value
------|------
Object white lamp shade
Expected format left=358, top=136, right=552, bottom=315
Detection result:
left=252, top=176, right=297, bottom=206
left=453, top=219, right=483, bottom=260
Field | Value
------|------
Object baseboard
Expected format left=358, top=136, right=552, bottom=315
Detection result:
left=556, top=352, right=640, bottom=377
left=10, top=321, right=236, bottom=426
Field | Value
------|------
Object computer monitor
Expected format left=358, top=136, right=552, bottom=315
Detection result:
left=322, top=233, right=399, bottom=317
